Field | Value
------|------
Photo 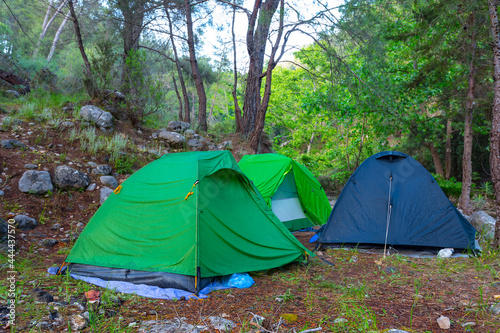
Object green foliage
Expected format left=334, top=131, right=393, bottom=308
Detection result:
left=122, top=49, right=165, bottom=126
left=433, top=174, right=462, bottom=197
left=89, top=39, right=118, bottom=89
left=114, top=155, right=136, bottom=174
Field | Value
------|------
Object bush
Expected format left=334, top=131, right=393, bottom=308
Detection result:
left=433, top=174, right=462, bottom=197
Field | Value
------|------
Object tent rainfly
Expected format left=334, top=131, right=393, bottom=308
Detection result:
left=64, top=151, right=313, bottom=294
left=317, top=151, right=477, bottom=251
left=238, top=154, right=331, bottom=231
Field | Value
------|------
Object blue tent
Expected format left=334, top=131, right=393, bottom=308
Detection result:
left=318, top=151, right=477, bottom=250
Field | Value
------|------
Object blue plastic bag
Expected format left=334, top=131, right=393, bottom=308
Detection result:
left=221, top=273, right=255, bottom=289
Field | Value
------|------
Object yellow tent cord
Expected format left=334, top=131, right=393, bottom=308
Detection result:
left=184, top=180, right=199, bottom=200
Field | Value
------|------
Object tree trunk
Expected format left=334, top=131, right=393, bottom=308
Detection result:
left=46, top=9, right=71, bottom=63
left=231, top=0, right=243, bottom=132
left=33, top=0, right=66, bottom=58
left=488, top=0, right=500, bottom=248
left=0, top=69, right=30, bottom=93
left=445, top=118, right=453, bottom=180
left=243, top=0, right=281, bottom=136
left=68, top=0, right=98, bottom=99
left=164, top=2, right=190, bottom=123
left=460, top=11, right=477, bottom=215
left=425, top=142, right=444, bottom=177
left=248, top=0, right=284, bottom=151
left=172, top=75, right=183, bottom=122
left=184, top=0, right=207, bottom=131
left=307, top=132, right=315, bottom=154
left=118, top=0, right=146, bottom=92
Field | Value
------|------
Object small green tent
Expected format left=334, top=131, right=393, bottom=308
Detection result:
left=238, top=154, right=331, bottom=231
left=66, top=151, right=312, bottom=294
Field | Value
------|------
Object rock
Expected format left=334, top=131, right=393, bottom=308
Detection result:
left=92, top=164, right=112, bottom=175
left=87, top=161, right=98, bottom=167
left=470, top=211, right=495, bottom=239
left=18, top=170, right=53, bottom=194
left=86, top=183, right=97, bottom=191
left=70, top=314, right=88, bottom=331
left=36, top=321, right=51, bottom=330
left=100, top=176, right=118, bottom=189
left=54, top=165, right=90, bottom=190
left=158, top=131, right=186, bottom=148
left=184, top=129, right=196, bottom=138
left=24, top=164, right=38, bottom=169
left=461, top=322, right=476, bottom=327
left=14, top=215, right=37, bottom=230
left=62, top=106, right=74, bottom=113
left=41, top=239, right=58, bottom=248
left=187, top=138, right=204, bottom=151
left=385, top=266, right=399, bottom=274
left=100, top=187, right=113, bottom=204
left=1, top=139, right=27, bottom=149
left=30, top=288, right=54, bottom=303
left=333, top=318, right=348, bottom=324
left=50, top=223, right=61, bottom=230
left=0, top=218, right=8, bottom=236
left=59, top=121, right=75, bottom=129
left=491, top=303, right=500, bottom=316
left=437, top=248, right=454, bottom=258
left=5, top=90, right=20, bottom=98
left=437, top=315, right=450, bottom=329
left=208, top=316, right=236, bottom=331
left=0, top=190, right=4, bottom=197
left=166, top=121, right=190, bottom=133
left=218, top=140, right=233, bottom=150
left=80, top=105, right=113, bottom=129
left=385, top=330, right=410, bottom=333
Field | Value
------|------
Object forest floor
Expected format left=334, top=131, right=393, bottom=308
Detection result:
left=1, top=107, right=500, bottom=332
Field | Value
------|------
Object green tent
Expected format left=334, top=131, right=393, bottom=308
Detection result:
left=238, top=154, right=331, bottom=231
left=66, top=151, right=312, bottom=294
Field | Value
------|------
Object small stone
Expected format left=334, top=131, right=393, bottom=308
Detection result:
left=100, top=176, right=118, bottom=189
left=86, top=183, right=97, bottom=191
left=50, top=223, right=61, bottom=230
left=24, top=164, right=38, bottom=169
left=1, top=139, right=27, bottom=149
left=70, top=314, right=87, bottom=331
left=334, top=318, right=347, bottom=324
left=385, top=266, right=399, bottom=274
left=100, top=187, right=114, bottom=204
left=54, top=165, right=90, bottom=190
left=36, top=321, right=51, bottom=330
left=14, top=215, right=37, bottom=230
left=0, top=190, right=4, bottom=196
left=48, top=143, right=54, bottom=148
left=461, top=322, right=476, bottom=327
left=491, top=303, right=500, bottom=316
left=41, top=239, right=58, bottom=248
left=30, top=288, right=54, bottom=303
left=92, top=164, right=112, bottom=176
left=437, top=315, right=451, bottom=329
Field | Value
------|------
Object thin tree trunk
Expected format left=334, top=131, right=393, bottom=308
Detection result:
left=184, top=0, right=207, bottom=132
left=46, top=9, right=71, bottom=63
left=172, top=75, right=183, bottom=122
left=488, top=0, right=500, bottom=248
left=164, top=3, right=190, bottom=123
left=307, top=132, right=315, bottom=154
left=243, top=0, right=281, bottom=136
left=445, top=118, right=453, bottom=180
left=208, top=90, right=217, bottom=125
left=459, top=10, right=477, bottom=215
left=425, top=142, right=445, bottom=177
left=68, top=0, right=98, bottom=99
left=232, top=0, right=243, bottom=132
left=33, top=0, right=66, bottom=58
left=249, top=0, right=284, bottom=151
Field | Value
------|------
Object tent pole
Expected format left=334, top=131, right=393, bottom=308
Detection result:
left=383, top=176, right=393, bottom=258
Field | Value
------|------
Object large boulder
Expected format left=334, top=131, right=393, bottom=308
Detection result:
left=166, top=121, right=190, bottom=133
left=79, top=105, right=113, bottom=130
left=158, top=131, right=185, bottom=149
left=18, top=171, right=53, bottom=194
left=470, top=211, right=496, bottom=239
left=187, top=138, right=203, bottom=151
left=54, top=165, right=91, bottom=190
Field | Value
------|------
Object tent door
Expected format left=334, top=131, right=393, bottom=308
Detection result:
left=271, top=172, right=311, bottom=230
